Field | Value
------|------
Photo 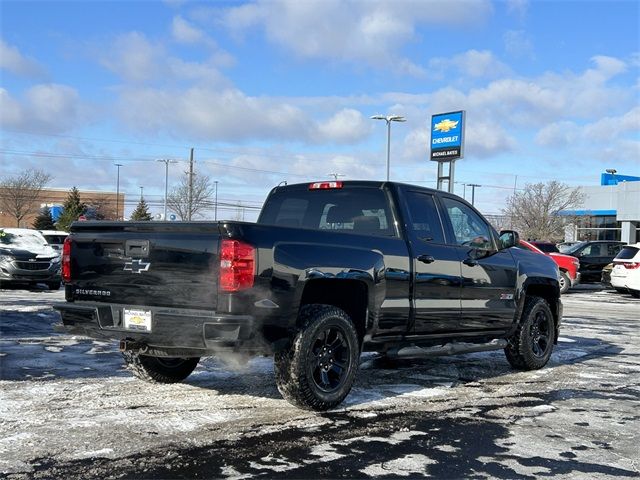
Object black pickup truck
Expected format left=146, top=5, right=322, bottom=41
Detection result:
left=55, top=181, right=561, bottom=410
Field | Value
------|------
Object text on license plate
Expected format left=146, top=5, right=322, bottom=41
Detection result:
left=123, top=308, right=152, bottom=332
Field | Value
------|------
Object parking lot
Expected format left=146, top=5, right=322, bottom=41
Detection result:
left=1, top=285, right=638, bottom=479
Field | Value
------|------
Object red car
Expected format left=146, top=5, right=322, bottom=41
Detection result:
left=519, top=240, right=580, bottom=294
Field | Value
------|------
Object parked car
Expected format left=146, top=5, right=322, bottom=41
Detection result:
left=563, top=240, right=626, bottom=283
left=610, top=243, right=640, bottom=298
left=557, top=241, right=581, bottom=253
left=530, top=241, right=560, bottom=254
left=0, top=228, right=61, bottom=290
left=39, top=230, right=68, bottom=253
left=55, top=181, right=561, bottom=411
left=518, top=240, right=579, bottom=294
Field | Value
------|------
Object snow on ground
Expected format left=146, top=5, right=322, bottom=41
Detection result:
left=0, top=284, right=639, bottom=478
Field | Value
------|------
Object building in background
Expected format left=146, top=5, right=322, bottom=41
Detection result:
left=0, top=188, right=124, bottom=228
left=561, top=173, right=640, bottom=244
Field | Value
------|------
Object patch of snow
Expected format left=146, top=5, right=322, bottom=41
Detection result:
left=360, top=453, right=434, bottom=477
left=71, top=448, right=114, bottom=459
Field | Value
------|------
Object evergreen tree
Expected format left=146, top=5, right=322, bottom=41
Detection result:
left=130, top=198, right=153, bottom=221
left=32, top=206, right=56, bottom=230
left=56, top=187, right=86, bottom=231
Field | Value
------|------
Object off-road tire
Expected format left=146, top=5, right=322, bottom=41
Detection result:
left=558, top=271, right=570, bottom=294
left=505, top=295, right=555, bottom=370
left=122, top=352, right=200, bottom=383
left=274, top=304, right=360, bottom=411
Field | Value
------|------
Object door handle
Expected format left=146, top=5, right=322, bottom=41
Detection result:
left=463, top=257, right=478, bottom=267
left=417, top=254, right=435, bottom=264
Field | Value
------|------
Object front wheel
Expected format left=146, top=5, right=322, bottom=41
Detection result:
left=122, top=352, right=200, bottom=383
left=505, top=296, right=555, bottom=370
left=274, top=305, right=360, bottom=411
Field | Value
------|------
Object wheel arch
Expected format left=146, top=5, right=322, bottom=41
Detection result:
left=299, top=279, right=369, bottom=343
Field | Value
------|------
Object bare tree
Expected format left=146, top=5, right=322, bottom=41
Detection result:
left=0, top=169, right=53, bottom=227
left=502, top=181, right=584, bottom=241
left=167, top=171, right=215, bottom=220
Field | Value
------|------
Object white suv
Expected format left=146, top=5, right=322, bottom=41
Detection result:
left=610, top=243, right=640, bottom=298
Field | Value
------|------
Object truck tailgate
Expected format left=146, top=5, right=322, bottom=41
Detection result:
left=68, top=222, right=222, bottom=310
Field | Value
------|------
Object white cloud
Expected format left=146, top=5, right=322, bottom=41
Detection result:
left=536, top=107, right=640, bottom=147
left=316, top=109, right=371, bottom=144
left=100, top=32, right=164, bottom=83
left=172, top=15, right=211, bottom=45
left=503, top=30, right=534, bottom=59
left=428, top=50, right=511, bottom=79
left=218, top=0, right=493, bottom=74
left=0, top=84, right=82, bottom=134
left=0, top=39, right=47, bottom=79
left=506, top=0, right=529, bottom=20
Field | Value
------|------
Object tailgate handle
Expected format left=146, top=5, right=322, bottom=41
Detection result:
left=125, top=240, right=150, bottom=258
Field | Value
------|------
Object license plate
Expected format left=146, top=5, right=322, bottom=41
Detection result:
left=123, top=308, right=152, bottom=332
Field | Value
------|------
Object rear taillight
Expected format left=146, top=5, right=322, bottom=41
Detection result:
left=219, top=239, right=255, bottom=292
left=309, top=181, right=343, bottom=190
left=62, top=236, right=72, bottom=283
left=623, top=262, right=640, bottom=269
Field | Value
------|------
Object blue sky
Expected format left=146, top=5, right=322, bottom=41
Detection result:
left=1, top=0, right=639, bottom=220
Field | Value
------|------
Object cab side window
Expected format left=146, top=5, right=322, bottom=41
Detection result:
left=404, top=191, right=445, bottom=243
left=441, top=197, right=493, bottom=250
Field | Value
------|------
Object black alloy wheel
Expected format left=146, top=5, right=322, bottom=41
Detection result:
left=505, top=295, right=555, bottom=370
left=309, top=327, right=350, bottom=393
left=274, top=304, right=360, bottom=411
left=529, top=309, right=552, bottom=358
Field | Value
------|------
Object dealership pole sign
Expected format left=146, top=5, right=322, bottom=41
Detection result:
left=430, top=110, right=465, bottom=161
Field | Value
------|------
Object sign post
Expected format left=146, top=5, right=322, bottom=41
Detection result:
left=430, top=110, right=465, bottom=193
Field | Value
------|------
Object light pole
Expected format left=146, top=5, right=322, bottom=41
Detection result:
left=139, top=186, right=144, bottom=201
left=371, top=114, right=406, bottom=181
left=114, top=163, right=123, bottom=220
left=157, top=159, right=177, bottom=220
left=214, top=181, right=219, bottom=221
left=327, top=173, right=345, bottom=181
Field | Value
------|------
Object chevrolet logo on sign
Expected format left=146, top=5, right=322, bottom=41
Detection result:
left=124, top=259, right=151, bottom=274
left=433, top=119, right=459, bottom=133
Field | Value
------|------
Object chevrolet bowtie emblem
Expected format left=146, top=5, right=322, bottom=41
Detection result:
left=124, top=259, right=151, bottom=274
left=434, top=119, right=459, bottom=133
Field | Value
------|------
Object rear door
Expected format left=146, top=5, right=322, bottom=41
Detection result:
left=439, top=196, right=518, bottom=331
left=399, top=188, right=462, bottom=334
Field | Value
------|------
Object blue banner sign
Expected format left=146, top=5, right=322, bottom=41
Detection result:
left=430, top=110, right=465, bottom=161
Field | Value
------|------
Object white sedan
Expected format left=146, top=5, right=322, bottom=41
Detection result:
left=610, top=242, right=640, bottom=298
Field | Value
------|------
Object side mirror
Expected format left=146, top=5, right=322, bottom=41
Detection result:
left=499, top=230, right=520, bottom=250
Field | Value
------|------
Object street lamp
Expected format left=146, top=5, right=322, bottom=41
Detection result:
left=371, top=114, right=406, bottom=181
left=139, top=186, right=144, bottom=201
left=157, top=159, right=177, bottom=220
left=114, top=163, right=123, bottom=220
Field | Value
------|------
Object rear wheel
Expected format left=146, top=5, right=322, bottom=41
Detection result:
left=122, top=352, right=200, bottom=383
left=274, top=304, right=360, bottom=411
left=558, top=271, right=570, bottom=294
left=505, top=296, right=555, bottom=370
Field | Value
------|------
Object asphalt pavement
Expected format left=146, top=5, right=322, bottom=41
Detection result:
left=0, top=284, right=638, bottom=479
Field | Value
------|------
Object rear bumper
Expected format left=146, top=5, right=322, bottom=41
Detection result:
left=53, top=302, right=262, bottom=355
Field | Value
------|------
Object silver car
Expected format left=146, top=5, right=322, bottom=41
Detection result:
left=0, top=228, right=61, bottom=290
